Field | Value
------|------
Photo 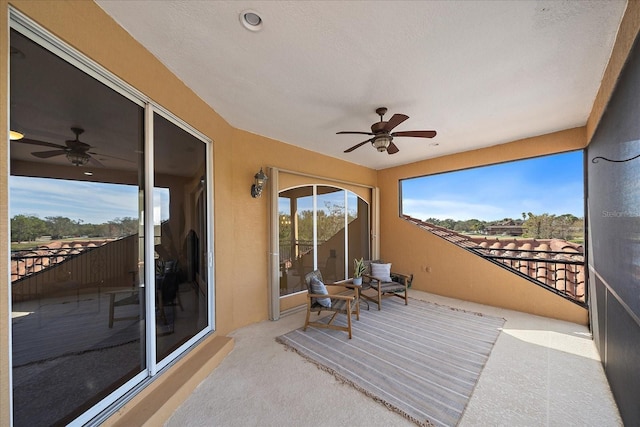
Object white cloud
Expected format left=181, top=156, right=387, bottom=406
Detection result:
left=402, top=198, right=506, bottom=221
left=10, top=176, right=138, bottom=224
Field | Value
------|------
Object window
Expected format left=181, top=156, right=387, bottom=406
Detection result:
left=9, top=15, right=212, bottom=425
left=278, top=185, right=369, bottom=296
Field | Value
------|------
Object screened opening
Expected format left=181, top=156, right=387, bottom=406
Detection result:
left=400, top=151, right=587, bottom=304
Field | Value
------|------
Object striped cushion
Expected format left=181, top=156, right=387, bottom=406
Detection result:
left=371, top=262, right=392, bottom=282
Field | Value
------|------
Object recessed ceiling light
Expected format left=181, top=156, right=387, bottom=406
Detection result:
left=240, top=10, right=263, bottom=32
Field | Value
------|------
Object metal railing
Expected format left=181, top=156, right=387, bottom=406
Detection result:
left=11, top=236, right=137, bottom=303
left=402, top=215, right=586, bottom=306
left=278, top=240, right=322, bottom=265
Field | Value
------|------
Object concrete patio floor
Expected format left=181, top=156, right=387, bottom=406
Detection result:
left=166, top=290, right=621, bottom=427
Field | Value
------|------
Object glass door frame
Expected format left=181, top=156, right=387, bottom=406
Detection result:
left=267, top=167, right=378, bottom=320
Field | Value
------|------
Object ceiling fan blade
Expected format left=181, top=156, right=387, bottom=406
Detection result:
left=337, top=131, right=375, bottom=136
left=386, top=142, right=399, bottom=154
left=383, top=114, right=409, bottom=133
left=16, top=138, right=66, bottom=149
left=392, top=130, right=437, bottom=138
left=344, top=138, right=373, bottom=153
left=32, top=150, right=67, bottom=158
left=88, top=156, right=105, bottom=167
left=89, top=151, right=136, bottom=163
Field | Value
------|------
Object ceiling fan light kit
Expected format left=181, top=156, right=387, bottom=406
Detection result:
left=12, top=126, right=113, bottom=167
left=337, top=106, right=437, bottom=155
left=373, top=135, right=392, bottom=152
left=66, top=151, right=91, bottom=166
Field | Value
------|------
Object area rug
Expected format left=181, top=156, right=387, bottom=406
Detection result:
left=276, top=297, right=505, bottom=427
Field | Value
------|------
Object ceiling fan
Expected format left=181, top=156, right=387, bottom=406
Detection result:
left=16, top=127, right=112, bottom=167
left=337, top=107, right=437, bottom=154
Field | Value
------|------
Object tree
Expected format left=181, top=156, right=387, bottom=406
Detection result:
left=45, top=216, right=77, bottom=239
left=523, top=212, right=583, bottom=239
left=11, top=215, right=47, bottom=243
left=523, top=212, right=555, bottom=238
left=554, top=214, right=578, bottom=240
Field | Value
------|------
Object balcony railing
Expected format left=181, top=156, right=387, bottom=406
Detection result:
left=11, top=236, right=137, bottom=303
left=402, top=215, right=586, bottom=306
left=278, top=239, right=323, bottom=265
left=473, top=248, right=585, bottom=303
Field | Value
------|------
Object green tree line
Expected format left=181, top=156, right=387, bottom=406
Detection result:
left=421, top=212, right=584, bottom=240
left=11, top=215, right=139, bottom=243
left=279, top=202, right=356, bottom=243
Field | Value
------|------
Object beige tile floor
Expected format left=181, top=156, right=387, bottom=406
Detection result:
left=166, top=290, right=621, bottom=427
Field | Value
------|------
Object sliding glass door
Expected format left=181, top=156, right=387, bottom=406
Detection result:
left=278, top=184, right=370, bottom=296
left=9, top=14, right=212, bottom=426
left=153, top=113, right=210, bottom=364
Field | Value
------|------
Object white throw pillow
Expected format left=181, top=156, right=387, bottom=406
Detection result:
left=371, top=263, right=392, bottom=282
left=310, top=276, right=332, bottom=308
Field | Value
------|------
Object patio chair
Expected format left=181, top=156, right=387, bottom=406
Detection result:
left=360, top=260, right=413, bottom=310
left=303, top=270, right=360, bottom=339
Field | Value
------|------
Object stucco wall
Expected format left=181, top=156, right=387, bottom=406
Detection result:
left=2, top=0, right=639, bottom=425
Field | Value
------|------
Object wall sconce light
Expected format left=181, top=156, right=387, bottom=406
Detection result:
left=251, top=168, right=268, bottom=198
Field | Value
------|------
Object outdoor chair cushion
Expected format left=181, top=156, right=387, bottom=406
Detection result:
left=370, top=262, right=392, bottom=282
left=310, top=276, right=331, bottom=308
left=360, top=260, right=412, bottom=310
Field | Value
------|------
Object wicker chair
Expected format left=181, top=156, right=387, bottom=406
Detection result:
left=303, top=270, right=360, bottom=339
left=360, top=260, right=412, bottom=310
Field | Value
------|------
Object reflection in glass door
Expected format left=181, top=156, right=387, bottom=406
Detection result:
left=9, top=28, right=146, bottom=426
left=9, top=21, right=213, bottom=425
left=154, top=114, right=209, bottom=363
left=316, top=186, right=346, bottom=282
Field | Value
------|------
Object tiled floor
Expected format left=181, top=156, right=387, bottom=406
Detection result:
left=166, top=290, right=621, bottom=426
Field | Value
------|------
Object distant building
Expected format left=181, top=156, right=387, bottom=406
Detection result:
left=486, top=220, right=524, bottom=236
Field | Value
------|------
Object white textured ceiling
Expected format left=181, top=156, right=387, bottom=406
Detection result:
left=96, top=0, right=626, bottom=170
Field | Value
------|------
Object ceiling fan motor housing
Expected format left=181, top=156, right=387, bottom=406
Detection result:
left=338, top=106, right=436, bottom=155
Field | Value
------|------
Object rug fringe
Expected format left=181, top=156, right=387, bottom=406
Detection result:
left=276, top=336, right=435, bottom=427
left=426, top=298, right=506, bottom=321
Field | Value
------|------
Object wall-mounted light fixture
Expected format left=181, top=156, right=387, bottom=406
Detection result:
left=251, top=168, right=268, bottom=198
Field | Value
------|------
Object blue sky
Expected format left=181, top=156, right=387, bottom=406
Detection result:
left=10, top=176, right=169, bottom=224
left=401, top=151, right=584, bottom=221
left=12, top=152, right=583, bottom=225
left=279, top=189, right=359, bottom=215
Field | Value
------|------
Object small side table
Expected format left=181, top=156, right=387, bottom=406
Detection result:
left=333, top=278, right=369, bottom=311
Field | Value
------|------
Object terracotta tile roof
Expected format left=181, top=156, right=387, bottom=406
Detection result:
left=401, top=215, right=585, bottom=303
left=11, top=240, right=110, bottom=282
